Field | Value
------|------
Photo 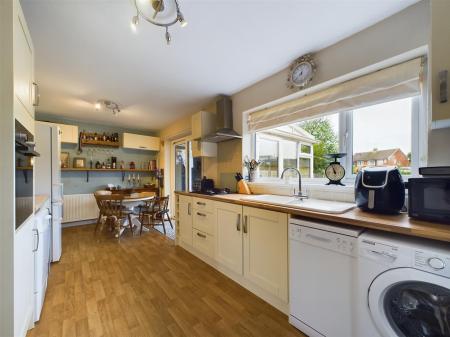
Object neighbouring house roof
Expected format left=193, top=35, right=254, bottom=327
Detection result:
left=259, top=125, right=317, bottom=144
left=353, top=148, right=402, bottom=162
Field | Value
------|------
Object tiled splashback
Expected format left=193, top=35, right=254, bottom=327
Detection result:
left=248, top=182, right=355, bottom=203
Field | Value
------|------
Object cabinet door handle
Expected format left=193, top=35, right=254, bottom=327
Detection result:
left=139, top=146, right=147, bottom=149
left=196, top=232, right=207, bottom=238
left=236, top=213, right=241, bottom=231
left=32, top=82, right=40, bottom=107
left=197, top=202, right=206, bottom=206
left=243, top=215, right=248, bottom=234
left=32, top=228, right=39, bottom=252
left=188, top=203, right=191, bottom=215
left=196, top=212, right=206, bottom=217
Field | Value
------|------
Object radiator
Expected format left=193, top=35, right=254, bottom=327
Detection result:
left=62, top=194, right=98, bottom=223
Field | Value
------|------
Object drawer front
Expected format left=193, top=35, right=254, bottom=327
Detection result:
left=193, top=197, right=214, bottom=213
left=193, top=229, right=214, bottom=258
left=193, top=210, right=215, bottom=236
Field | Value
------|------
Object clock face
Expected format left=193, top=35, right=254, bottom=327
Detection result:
left=325, top=163, right=345, bottom=182
left=291, top=62, right=313, bottom=86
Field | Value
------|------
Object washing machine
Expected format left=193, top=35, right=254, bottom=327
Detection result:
left=355, top=230, right=450, bottom=337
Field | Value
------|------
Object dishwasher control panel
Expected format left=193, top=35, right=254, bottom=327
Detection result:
left=290, top=223, right=359, bottom=256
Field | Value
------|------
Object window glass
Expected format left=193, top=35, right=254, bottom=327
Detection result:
left=299, top=158, right=311, bottom=177
left=352, top=98, right=412, bottom=175
left=300, top=144, right=311, bottom=154
left=258, top=138, right=278, bottom=177
left=298, top=113, right=339, bottom=178
left=254, top=97, right=416, bottom=181
left=282, top=141, right=297, bottom=178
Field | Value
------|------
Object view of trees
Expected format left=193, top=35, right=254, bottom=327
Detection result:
left=299, top=118, right=339, bottom=177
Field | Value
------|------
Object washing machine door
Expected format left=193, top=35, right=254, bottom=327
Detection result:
left=368, top=268, right=450, bottom=337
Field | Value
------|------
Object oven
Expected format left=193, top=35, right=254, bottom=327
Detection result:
left=15, top=120, right=39, bottom=229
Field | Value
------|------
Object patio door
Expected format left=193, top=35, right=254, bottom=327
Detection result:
left=170, top=139, right=193, bottom=217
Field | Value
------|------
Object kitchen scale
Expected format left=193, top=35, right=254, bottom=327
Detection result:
left=324, top=153, right=346, bottom=186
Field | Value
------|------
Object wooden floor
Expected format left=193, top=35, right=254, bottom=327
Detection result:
left=28, top=225, right=306, bottom=337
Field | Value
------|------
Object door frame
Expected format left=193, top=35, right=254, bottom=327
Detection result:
left=169, top=137, right=190, bottom=217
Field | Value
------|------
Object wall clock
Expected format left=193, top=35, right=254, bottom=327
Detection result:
left=287, top=54, right=316, bottom=90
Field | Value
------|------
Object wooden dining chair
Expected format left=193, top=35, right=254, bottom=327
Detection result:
left=95, top=194, right=134, bottom=237
left=139, top=195, right=173, bottom=235
left=94, top=190, right=112, bottom=233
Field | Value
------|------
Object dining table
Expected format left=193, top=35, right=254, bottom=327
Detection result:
left=119, top=191, right=156, bottom=237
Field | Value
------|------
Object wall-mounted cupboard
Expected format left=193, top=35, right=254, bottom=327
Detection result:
left=176, top=195, right=289, bottom=313
left=431, top=0, right=450, bottom=127
left=13, top=0, right=36, bottom=133
left=191, top=140, right=217, bottom=157
left=58, top=124, right=79, bottom=144
left=122, top=133, right=160, bottom=151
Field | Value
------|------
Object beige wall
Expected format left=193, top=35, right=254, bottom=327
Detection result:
left=222, top=0, right=430, bottom=185
left=162, top=0, right=450, bottom=186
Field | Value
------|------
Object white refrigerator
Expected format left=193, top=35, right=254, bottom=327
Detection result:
left=35, top=122, right=63, bottom=262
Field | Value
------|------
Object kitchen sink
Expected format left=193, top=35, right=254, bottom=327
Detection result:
left=241, top=194, right=355, bottom=214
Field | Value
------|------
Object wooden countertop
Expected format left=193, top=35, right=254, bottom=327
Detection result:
left=35, top=194, right=50, bottom=213
left=176, top=191, right=450, bottom=243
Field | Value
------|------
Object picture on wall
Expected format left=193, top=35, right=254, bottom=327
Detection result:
left=73, top=157, right=86, bottom=169
left=61, top=152, right=69, bottom=168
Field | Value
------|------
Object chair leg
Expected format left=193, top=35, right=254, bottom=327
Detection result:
left=161, top=218, right=166, bottom=235
left=94, top=212, right=102, bottom=233
left=139, top=215, right=145, bottom=236
left=128, top=214, right=133, bottom=235
left=166, top=214, right=173, bottom=229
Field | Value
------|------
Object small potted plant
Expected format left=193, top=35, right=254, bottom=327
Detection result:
left=243, top=157, right=262, bottom=182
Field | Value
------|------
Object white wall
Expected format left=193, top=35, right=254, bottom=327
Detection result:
left=0, top=1, right=16, bottom=336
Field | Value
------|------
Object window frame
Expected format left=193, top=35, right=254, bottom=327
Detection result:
left=253, top=95, right=423, bottom=184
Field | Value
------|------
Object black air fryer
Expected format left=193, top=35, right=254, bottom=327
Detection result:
left=355, top=167, right=405, bottom=214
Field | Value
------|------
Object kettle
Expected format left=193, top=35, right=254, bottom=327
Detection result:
left=355, top=167, right=405, bottom=214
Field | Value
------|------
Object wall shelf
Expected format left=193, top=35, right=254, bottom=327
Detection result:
left=80, top=140, right=120, bottom=148
left=61, top=168, right=157, bottom=182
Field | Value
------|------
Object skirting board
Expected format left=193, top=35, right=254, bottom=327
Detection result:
left=62, top=219, right=96, bottom=228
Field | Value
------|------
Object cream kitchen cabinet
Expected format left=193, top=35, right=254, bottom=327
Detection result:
left=191, top=110, right=216, bottom=140
left=178, top=195, right=193, bottom=246
left=243, top=206, right=288, bottom=302
left=58, top=124, right=78, bottom=144
left=215, top=202, right=243, bottom=275
left=122, top=133, right=160, bottom=151
left=191, top=140, right=217, bottom=157
left=214, top=201, right=289, bottom=303
left=431, top=0, right=450, bottom=125
left=14, top=0, right=36, bottom=126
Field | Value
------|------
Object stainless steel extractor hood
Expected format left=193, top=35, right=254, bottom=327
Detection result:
left=202, top=96, right=242, bottom=143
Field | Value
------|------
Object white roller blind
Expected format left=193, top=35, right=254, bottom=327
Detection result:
left=248, top=57, right=424, bottom=132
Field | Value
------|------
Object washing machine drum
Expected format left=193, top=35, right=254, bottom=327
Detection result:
left=369, top=269, right=450, bottom=337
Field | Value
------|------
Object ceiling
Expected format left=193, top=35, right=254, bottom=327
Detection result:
left=22, top=0, right=419, bottom=131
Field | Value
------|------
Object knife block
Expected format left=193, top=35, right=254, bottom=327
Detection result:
left=237, top=180, right=251, bottom=195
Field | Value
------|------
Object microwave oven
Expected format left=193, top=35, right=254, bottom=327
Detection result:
left=408, top=177, right=450, bottom=223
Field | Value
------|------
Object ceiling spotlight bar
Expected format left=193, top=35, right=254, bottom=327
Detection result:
left=131, top=0, right=187, bottom=44
left=95, top=100, right=121, bottom=116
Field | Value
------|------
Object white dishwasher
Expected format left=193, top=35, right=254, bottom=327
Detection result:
left=289, top=217, right=363, bottom=337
